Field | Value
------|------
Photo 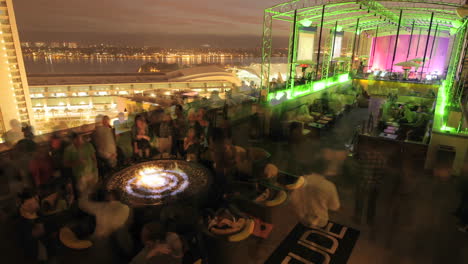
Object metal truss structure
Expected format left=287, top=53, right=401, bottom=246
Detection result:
left=261, top=0, right=466, bottom=97
left=435, top=19, right=468, bottom=134
left=261, top=13, right=273, bottom=91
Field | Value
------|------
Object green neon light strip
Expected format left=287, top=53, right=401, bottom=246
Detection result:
left=267, top=73, right=350, bottom=102
left=433, top=80, right=450, bottom=132
left=433, top=19, right=468, bottom=135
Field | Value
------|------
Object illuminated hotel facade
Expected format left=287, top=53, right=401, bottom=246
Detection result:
left=0, top=0, right=33, bottom=135
left=27, top=70, right=238, bottom=134
left=0, top=0, right=241, bottom=138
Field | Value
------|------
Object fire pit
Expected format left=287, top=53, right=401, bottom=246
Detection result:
left=107, top=160, right=212, bottom=207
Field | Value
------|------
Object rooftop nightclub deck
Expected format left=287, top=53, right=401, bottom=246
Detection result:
left=1, top=1, right=467, bottom=264
left=259, top=0, right=468, bottom=176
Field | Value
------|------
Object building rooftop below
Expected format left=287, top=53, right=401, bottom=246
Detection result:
left=27, top=72, right=168, bottom=86
left=27, top=66, right=233, bottom=86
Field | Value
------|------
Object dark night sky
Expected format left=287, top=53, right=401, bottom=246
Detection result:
left=13, top=0, right=290, bottom=47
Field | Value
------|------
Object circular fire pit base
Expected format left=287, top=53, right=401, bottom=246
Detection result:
left=107, top=160, right=212, bottom=207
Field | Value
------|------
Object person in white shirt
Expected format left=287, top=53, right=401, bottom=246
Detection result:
left=93, top=115, right=117, bottom=168
left=290, top=162, right=341, bottom=228
left=79, top=188, right=132, bottom=255
left=79, top=189, right=130, bottom=238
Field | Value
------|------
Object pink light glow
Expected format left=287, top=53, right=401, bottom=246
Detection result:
left=369, top=35, right=449, bottom=75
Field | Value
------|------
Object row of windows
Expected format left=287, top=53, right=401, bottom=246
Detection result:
left=32, top=97, right=114, bottom=107
left=29, top=82, right=231, bottom=93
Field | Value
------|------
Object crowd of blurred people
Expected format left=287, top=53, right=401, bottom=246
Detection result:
left=0, top=92, right=467, bottom=264
left=0, top=103, right=223, bottom=263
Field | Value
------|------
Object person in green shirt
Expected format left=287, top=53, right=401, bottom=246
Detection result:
left=64, top=132, right=98, bottom=193
left=406, top=105, right=431, bottom=141
left=400, top=104, right=417, bottom=124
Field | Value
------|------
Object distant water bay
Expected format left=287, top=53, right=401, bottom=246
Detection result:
left=24, top=56, right=287, bottom=74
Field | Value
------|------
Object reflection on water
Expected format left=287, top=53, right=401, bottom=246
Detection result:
left=24, top=56, right=287, bottom=74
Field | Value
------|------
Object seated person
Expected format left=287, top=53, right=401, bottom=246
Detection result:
left=399, top=104, right=418, bottom=124
left=16, top=189, right=56, bottom=262
left=295, top=105, right=314, bottom=123
left=130, top=222, right=183, bottom=264
left=183, top=127, right=201, bottom=161
left=132, top=115, right=151, bottom=159
left=207, top=208, right=246, bottom=235
left=40, top=185, right=68, bottom=216
left=406, top=106, right=431, bottom=141
left=253, top=164, right=279, bottom=203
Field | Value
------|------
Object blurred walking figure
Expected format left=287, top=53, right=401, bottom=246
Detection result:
left=79, top=188, right=132, bottom=255
left=290, top=162, right=340, bottom=228
left=4, top=119, right=24, bottom=146
left=113, top=112, right=129, bottom=135
left=354, top=146, right=387, bottom=225
left=64, top=132, right=99, bottom=193
left=158, top=113, right=174, bottom=157
left=29, top=147, right=55, bottom=188
left=172, top=105, right=187, bottom=157
left=93, top=115, right=117, bottom=169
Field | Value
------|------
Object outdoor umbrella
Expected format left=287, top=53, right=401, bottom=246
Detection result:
left=394, top=61, right=420, bottom=79
left=410, top=57, right=429, bottom=71
left=410, top=57, right=428, bottom=62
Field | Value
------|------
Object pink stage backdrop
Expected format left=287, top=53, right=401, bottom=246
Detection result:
left=369, top=35, right=449, bottom=75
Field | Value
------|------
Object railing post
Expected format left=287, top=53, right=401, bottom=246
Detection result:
left=315, top=5, right=326, bottom=80
left=420, top=12, right=434, bottom=78
left=390, top=9, right=403, bottom=73
left=288, top=10, right=298, bottom=90
left=406, top=20, right=415, bottom=60
left=350, top=18, right=360, bottom=73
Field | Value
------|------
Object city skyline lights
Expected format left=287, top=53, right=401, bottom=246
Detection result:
left=14, top=0, right=290, bottom=48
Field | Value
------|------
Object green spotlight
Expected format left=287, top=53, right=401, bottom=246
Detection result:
left=450, top=27, right=458, bottom=35
left=267, top=73, right=350, bottom=103
left=452, top=20, right=463, bottom=29
left=313, top=80, right=326, bottom=91
left=300, top=19, right=313, bottom=27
